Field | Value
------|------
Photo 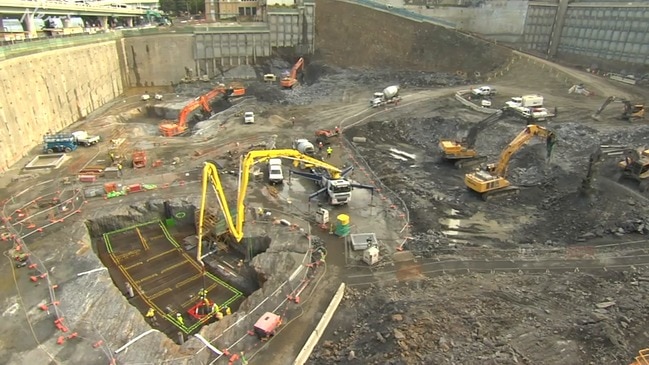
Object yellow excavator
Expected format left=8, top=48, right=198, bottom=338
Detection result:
left=196, top=149, right=345, bottom=246
left=439, top=110, right=506, bottom=169
left=618, top=147, right=649, bottom=191
left=581, top=145, right=649, bottom=193
left=592, top=96, right=645, bottom=121
left=464, top=124, right=556, bottom=201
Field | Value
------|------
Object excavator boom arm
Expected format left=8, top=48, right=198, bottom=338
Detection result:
left=465, top=110, right=504, bottom=148
left=493, top=124, right=555, bottom=177
left=290, top=58, right=304, bottom=79
left=582, top=145, right=638, bottom=192
left=176, top=100, right=203, bottom=130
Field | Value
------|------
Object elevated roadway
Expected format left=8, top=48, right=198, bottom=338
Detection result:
left=0, top=0, right=149, bottom=16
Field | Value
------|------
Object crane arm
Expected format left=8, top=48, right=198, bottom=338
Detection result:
left=465, top=110, right=504, bottom=148
left=493, top=124, right=555, bottom=177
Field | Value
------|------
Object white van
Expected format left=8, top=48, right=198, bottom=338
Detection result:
left=268, top=159, right=283, bottom=184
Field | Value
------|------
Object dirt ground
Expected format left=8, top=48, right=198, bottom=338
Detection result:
left=3, top=2, right=649, bottom=365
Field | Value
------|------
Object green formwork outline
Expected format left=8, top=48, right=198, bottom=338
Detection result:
left=102, top=220, right=243, bottom=334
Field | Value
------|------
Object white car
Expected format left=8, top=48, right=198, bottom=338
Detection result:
left=268, top=159, right=284, bottom=184
left=244, top=112, right=255, bottom=124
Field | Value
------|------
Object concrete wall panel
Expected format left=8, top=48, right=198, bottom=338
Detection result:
left=523, top=3, right=649, bottom=70
left=0, top=41, right=123, bottom=171
left=122, top=34, right=195, bottom=87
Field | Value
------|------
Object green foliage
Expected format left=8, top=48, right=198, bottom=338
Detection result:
left=160, top=0, right=206, bottom=15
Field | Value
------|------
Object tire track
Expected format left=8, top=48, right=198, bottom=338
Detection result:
left=345, top=253, right=649, bottom=287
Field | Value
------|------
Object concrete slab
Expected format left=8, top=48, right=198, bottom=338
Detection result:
left=24, top=154, right=66, bottom=170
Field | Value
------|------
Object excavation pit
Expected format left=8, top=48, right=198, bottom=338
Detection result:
left=24, top=153, right=67, bottom=170
left=98, top=220, right=245, bottom=339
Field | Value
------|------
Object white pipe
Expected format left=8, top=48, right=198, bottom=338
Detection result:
left=114, top=329, right=160, bottom=354
left=193, top=334, right=223, bottom=356
left=76, top=267, right=108, bottom=277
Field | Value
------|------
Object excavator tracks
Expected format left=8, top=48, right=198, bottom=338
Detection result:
left=454, top=156, right=487, bottom=169
left=481, top=186, right=520, bottom=201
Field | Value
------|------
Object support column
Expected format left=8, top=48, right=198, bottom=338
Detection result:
left=125, top=17, right=134, bottom=28
left=547, top=0, right=570, bottom=58
left=23, top=12, right=36, bottom=39
left=99, top=16, right=109, bottom=30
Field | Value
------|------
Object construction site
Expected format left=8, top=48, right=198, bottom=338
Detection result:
left=3, top=0, right=649, bottom=364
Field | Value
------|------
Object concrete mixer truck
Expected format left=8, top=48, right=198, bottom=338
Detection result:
left=292, top=139, right=315, bottom=155
left=371, top=85, right=401, bottom=107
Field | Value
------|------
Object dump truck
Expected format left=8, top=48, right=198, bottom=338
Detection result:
left=371, top=85, right=401, bottom=107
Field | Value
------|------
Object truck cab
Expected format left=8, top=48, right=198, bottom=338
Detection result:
left=72, top=131, right=100, bottom=147
left=326, top=179, right=353, bottom=205
left=268, top=159, right=284, bottom=184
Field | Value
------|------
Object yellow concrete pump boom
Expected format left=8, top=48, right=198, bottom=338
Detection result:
left=196, top=149, right=344, bottom=263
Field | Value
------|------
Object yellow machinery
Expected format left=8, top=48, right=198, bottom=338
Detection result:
left=631, top=348, right=649, bottom=365
left=439, top=110, right=505, bottom=169
left=196, top=149, right=344, bottom=251
left=617, top=148, right=649, bottom=191
left=464, top=124, right=556, bottom=201
left=593, top=95, right=645, bottom=121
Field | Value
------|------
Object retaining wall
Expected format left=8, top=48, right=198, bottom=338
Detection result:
left=404, top=0, right=529, bottom=42
left=523, top=1, right=649, bottom=71
left=0, top=40, right=124, bottom=172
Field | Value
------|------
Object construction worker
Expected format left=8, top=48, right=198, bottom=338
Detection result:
left=198, top=288, right=208, bottom=299
left=326, top=146, right=333, bottom=159
left=215, top=311, right=224, bottom=321
left=109, top=152, right=115, bottom=163
left=291, top=117, right=295, bottom=127
left=145, top=308, right=155, bottom=319
left=117, top=163, right=123, bottom=177
left=211, top=302, right=220, bottom=314
left=334, top=126, right=340, bottom=135
left=318, top=141, right=323, bottom=152
left=241, top=352, right=248, bottom=365
left=176, top=313, right=184, bottom=326
left=225, top=306, right=232, bottom=316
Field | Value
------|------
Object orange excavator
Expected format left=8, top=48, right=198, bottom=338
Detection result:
left=159, top=84, right=247, bottom=137
left=228, top=82, right=246, bottom=97
left=159, top=99, right=204, bottom=137
left=280, top=57, right=304, bottom=89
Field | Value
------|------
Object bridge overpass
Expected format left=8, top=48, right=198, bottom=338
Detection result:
left=0, top=0, right=155, bottom=17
